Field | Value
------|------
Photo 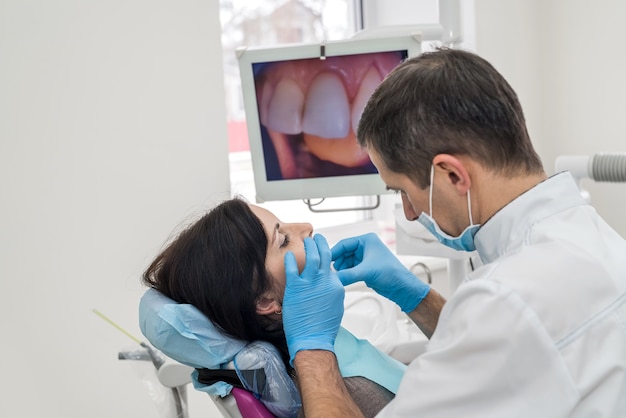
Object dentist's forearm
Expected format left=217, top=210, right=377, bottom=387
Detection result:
left=407, top=287, right=446, bottom=338
left=294, top=350, right=364, bottom=418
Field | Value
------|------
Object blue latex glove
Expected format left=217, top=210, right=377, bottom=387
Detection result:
left=282, top=234, right=345, bottom=364
left=331, top=233, right=430, bottom=313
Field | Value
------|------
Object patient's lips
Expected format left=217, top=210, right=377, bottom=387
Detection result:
left=257, top=52, right=402, bottom=172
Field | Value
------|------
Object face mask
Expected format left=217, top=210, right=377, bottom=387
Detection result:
left=417, top=165, right=480, bottom=252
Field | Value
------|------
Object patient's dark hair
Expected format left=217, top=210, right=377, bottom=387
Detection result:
left=142, top=197, right=289, bottom=365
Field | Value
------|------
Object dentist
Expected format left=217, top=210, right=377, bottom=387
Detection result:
left=281, top=48, right=626, bottom=417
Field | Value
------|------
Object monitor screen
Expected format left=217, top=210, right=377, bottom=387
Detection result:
left=237, top=35, right=421, bottom=202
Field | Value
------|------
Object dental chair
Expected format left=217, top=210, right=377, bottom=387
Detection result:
left=138, top=288, right=302, bottom=418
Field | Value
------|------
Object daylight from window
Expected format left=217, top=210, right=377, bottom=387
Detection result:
left=219, top=0, right=369, bottom=228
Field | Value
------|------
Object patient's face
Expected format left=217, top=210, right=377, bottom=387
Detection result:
left=250, top=204, right=313, bottom=301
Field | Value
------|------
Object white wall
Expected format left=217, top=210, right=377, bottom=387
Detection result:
left=474, top=0, right=626, bottom=237
left=0, top=1, right=228, bottom=417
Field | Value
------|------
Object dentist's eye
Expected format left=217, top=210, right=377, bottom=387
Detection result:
left=280, top=234, right=291, bottom=248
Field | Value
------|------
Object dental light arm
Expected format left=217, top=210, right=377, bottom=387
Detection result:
left=555, top=153, right=626, bottom=201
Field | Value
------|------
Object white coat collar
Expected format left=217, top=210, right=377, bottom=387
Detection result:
left=474, top=172, right=587, bottom=264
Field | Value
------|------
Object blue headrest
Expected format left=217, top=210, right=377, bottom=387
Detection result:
left=138, top=288, right=247, bottom=370
left=138, top=288, right=302, bottom=414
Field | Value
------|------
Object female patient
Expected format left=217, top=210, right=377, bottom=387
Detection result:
left=142, top=197, right=402, bottom=417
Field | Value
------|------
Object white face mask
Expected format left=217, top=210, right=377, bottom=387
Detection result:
left=417, top=165, right=480, bottom=252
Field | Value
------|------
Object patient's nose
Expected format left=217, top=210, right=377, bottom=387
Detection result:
left=294, top=222, right=313, bottom=238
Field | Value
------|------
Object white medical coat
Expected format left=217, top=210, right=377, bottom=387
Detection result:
left=378, top=172, right=626, bottom=417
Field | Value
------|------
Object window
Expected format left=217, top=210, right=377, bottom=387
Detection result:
left=219, top=0, right=376, bottom=229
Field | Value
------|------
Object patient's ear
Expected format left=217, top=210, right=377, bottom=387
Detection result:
left=255, top=293, right=281, bottom=316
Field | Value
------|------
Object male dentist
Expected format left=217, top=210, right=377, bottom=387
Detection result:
left=282, top=48, right=626, bottom=417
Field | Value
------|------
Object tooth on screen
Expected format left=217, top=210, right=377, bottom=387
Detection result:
left=302, top=72, right=350, bottom=139
left=259, top=82, right=272, bottom=127
left=352, top=66, right=382, bottom=133
left=265, top=78, right=304, bottom=135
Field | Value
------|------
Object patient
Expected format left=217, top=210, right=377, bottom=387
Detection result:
left=142, top=197, right=402, bottom=417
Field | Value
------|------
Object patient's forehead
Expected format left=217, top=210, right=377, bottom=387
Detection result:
left=248, top=204, right=278, bottom=229
left=249, top=204, right=271, bottom=218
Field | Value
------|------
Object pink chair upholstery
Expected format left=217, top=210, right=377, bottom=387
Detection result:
left=230, top=387, right=276, bottom=418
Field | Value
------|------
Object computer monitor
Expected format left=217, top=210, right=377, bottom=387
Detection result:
left=237, top=35, right=421, bottom=203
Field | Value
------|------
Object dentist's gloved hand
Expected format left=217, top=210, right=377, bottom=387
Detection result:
left=331, top=233, right=430, bottom=313
left=283, top=234, right=345, bottom=364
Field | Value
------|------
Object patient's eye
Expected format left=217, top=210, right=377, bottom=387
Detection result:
left=279, top=234, right=290, bottom=249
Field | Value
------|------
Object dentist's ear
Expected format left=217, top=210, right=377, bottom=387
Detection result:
left=432, top=154, right=471, bottom=195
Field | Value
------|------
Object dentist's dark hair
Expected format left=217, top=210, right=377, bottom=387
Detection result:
left=142, top=197, right=290, bottom=365
left=357, top=47, right=544, bottom=189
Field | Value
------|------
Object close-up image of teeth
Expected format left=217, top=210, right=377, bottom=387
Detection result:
left=253, top=51, right=406, bottom=180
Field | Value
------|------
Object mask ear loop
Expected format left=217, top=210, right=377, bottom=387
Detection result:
left=428, top=165, right=434, bottom=217
left=432, top=164, right=475, bottom=226
left=467, top=188, right=474, bottom=226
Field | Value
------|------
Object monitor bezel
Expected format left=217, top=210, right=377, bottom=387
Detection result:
left=236, top=35, right=422, bottom=203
